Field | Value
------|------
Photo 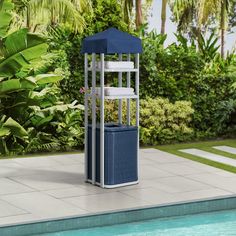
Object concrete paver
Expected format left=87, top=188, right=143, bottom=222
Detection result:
left=213, top=146, right=236, bottom=155
left=179, top=148, right=236, bottom=167
left=63, top=192, right=150, bottom=213
left=0, top=192, right=88, bottom=218
left=0, top=200, right=26, bottom=218
left=0, top=178, right=33, bottom=195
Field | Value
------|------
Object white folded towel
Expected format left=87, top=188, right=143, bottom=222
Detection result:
left=91, top=87, right=134, bottom=96
left=90, top=61, right=134, bottom=69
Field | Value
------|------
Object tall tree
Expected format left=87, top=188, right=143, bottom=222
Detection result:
left=122, top=0, right=133, bottom=29
left=161, top=0, right=168, bottom=34
left=170, top=0, right=231, bottom=57
left=169, top=0, right=195, bottom=33
left=197, top=0, right=230, bottom=57
left=229, top=0, right=236, bottom=29
left=135, top=0, right=143, bottom=29
left=121, top=0, right=142, bottom=30
left=220, top=0, right=227, bottom=57
left=12, top=0, right=92, bottom=33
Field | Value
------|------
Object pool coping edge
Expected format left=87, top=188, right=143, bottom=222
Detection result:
left=1, top=194, right=236, bottom=236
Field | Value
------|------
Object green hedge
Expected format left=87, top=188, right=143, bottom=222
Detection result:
left=102, top=97, right=194, bottom=145
left=139, top=32, right=236, bottom=136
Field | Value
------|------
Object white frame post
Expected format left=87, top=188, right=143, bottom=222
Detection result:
left=118, top=54, right=122, bottom=124
left=84, top=53, right=88, bottom=181
left=135, top=53, right=140, bottom=181
left=91, top=53, right=96, bottom=185
left=100, top=53, right=105, bottom=188
left=126, top=54, right=131, bottom=125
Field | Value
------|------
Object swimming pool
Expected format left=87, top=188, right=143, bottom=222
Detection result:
left=1, top=196, right=236, bottom=236
left=42, top=209, right=236, bottom=236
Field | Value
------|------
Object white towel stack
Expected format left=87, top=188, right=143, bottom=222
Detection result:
left=90, top=61, right=134, bottom=69
left=91, top=87, right=134, bottom=96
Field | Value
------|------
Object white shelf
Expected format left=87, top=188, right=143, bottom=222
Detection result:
left=105, top=94, right=138, bottom=100
left=88, top=68, right=138, bottom=72
left=86, top=94, right=138, bottom=100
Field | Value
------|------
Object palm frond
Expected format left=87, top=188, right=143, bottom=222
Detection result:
left=13, top=0, right=92, bottom=33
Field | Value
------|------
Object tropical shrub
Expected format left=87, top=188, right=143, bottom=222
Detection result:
left=140, top=31, right=236, bottom=137
left=214, top=99, right=236, bottom=133
left=139, top=98, right=194, bottom=145
left=48, top=28, right=84, bottom=104
left=197, top=32, right=220, bottom=62
left=91, top=0, right=128, bottom=33
left=0, top=8, right=84, bottom=155
left=0, top=65, right=84, bottom=155
left=140, top=31, right=205, bottom=101
left=190, top=49, right=236, bottom=134
left=0, top=116, right=28, bottom=154
left=213, top=70, right=236, bottom=134
left=102, top=97, right=194, bottom=145
left=0, top=23, right=48, bottom=154
left=0, top=0, right=13, bottom=37
left=25, top=100, right=84, bottom=153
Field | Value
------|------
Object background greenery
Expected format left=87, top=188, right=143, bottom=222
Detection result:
left=0, top=0, right=236, bottom=155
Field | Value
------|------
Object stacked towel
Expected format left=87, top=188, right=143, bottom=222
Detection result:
left=91, top=87, right=134, bottom=96
left=90, top=61, right=134, bottom=69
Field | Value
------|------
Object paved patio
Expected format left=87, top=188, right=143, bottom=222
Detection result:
left=0, top=148, right=236, bottom=227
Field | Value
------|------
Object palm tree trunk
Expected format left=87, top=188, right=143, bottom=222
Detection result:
left=135, top=0, right=142, bottom=30
left=220, top=0, right=226, bottom=58
left=51, top=6, right=56, bottom=27
left=123, top=0, right=133, bottom=30
left=196, top=26, right=202, bottom=50
left=161, top=0, right=167, bottom=34
left=26, top=7, right=30, bottom=29
left=221, top=26, right=225, bottom=58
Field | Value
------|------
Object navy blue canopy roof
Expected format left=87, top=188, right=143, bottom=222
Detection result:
left=81, top=28, right=142, bottom=54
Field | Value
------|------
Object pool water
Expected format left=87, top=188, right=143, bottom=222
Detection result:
left=42, top=209, right=236, bottom=236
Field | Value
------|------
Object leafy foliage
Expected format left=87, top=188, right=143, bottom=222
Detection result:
left=0, top=0, right=14, bottom=37
left=11, top=0, right=92, bottom=33
left=214, top=99, right=236, bottom=133
left=139, top=98, right=194, bottom=144
left=229, top=0, right=236, bottom=29
left=197, top=32, right=220, bottom=61
left=91, top=0, right=128, bottom=33
left=0, top=72, right=84, bottom=155
left=102, top=98, right=194, bottom=145
left=140, top=30, right=236, bottom=137
left=0, top=4, right=84, bottom=155
left=140, top=31, right=205, bottom=101
left=0, top=28, right=48, bottom=77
